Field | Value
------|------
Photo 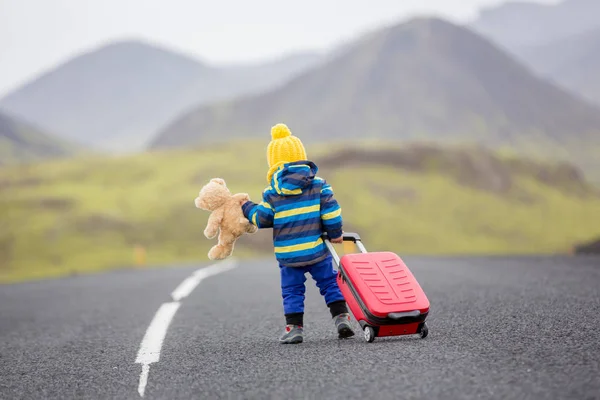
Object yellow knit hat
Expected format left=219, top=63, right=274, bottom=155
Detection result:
left=266, top=123, right=307, bottom=182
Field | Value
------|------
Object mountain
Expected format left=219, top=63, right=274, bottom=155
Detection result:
left=470, top=0, right=600, bottom=49
left=509, top=28, right=600, bottom=106
left=149, top=17, right=600, bottom=180
left=219, top=51, right=325, bottom=90
left=0, top=40, right=323, bottom=152
left=0, top=111, right=76, bottom=165
left=469, top=0, right=600, bottom=107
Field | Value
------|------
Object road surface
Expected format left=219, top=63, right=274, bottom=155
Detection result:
left=1, top=255, right=599, bottom=399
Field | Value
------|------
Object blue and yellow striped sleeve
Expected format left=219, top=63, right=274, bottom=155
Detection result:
left=242, top=190, right=274, bottom=229
left=320, top=181, right=343, bottom=239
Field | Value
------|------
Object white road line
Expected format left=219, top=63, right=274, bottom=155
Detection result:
left=171, top=259, right=237, bottom=302
left=137, top=364, right=150, bottom=397
left=135, top=259, right=237, bottom=397
left=135, top=301, right=180, bottom=397
left=136, top=302, right=181, bottom=365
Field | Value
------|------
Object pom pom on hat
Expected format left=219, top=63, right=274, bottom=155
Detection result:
left=271, top=123, right=292, bottom=140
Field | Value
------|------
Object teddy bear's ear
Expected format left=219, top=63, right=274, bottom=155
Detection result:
left=210, top=178, right=226, bottom=186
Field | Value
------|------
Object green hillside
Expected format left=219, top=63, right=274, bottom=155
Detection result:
left=1, top=141, right=599, bottom=283
left=0, top=111, right=77, bottom=165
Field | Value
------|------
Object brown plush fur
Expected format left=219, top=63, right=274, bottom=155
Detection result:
left=194, top=178, right=258, bottom=260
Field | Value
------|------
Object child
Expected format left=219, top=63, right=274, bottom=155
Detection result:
left=240, top=123, right=355, bottom=344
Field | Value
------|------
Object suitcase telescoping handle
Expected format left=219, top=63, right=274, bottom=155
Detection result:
left=322, top=232, right=368, bottom=266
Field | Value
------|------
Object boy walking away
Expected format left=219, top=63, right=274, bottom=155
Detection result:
left=240, top=123, right=355, bottom=344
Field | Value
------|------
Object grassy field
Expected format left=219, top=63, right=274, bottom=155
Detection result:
left=1, top=140, right=599, bottom=283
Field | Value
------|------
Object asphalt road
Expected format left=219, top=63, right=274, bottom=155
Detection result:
left=1, top=255, right=599, bottom=400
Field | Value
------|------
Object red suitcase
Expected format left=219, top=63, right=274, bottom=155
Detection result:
left=324, top=233, right=430, bottom=343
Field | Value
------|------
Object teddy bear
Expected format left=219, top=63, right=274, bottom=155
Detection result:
left=194, top=178, right=258, bottom=260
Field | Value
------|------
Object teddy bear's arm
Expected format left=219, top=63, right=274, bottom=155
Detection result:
left=204, top=208, right=224, bottom=239
left=232, top=192, right=250, bottom=205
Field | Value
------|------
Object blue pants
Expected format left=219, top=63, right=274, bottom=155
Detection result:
left=279, top=255, right=345, bottom=315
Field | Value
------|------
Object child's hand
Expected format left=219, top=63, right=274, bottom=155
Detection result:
left=330, top=235, right=343, bottom=244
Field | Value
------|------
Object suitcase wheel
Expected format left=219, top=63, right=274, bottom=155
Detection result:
left=363, top=326, right=376, bottom=343
left=419, top=322, right=429, bottom=339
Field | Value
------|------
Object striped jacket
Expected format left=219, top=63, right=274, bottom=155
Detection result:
left=242, top=161, right=343, bottom=267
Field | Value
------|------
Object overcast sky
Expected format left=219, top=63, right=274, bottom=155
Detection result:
left=0, top=0, right=557, bottom=97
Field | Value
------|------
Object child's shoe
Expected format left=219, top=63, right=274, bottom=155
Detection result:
left=279, top=324, right=304, bottom=344
left=334, top=313, right=355, bottom=339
